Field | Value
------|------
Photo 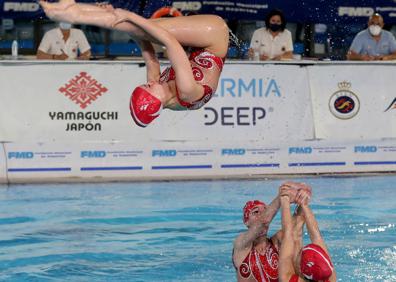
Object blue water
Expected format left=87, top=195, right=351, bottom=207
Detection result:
left=0, top=176, right=395, bottom=281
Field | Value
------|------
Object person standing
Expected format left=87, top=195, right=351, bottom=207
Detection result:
left=36, top=22, right=91, bottom=60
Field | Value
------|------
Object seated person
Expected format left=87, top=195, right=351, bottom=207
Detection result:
left=347, top=13, right=396, bottom=61
left=248, top=9, right=293, bottom=60
left=37, top=22, right=91, bottom=60
left=278, top=182, right=336, bottom=282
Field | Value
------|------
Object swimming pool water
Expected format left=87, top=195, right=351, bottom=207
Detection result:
left=0, top=175, right=395, bottom=281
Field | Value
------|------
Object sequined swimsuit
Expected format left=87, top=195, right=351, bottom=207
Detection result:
left=159, top=48, right=225, bottom=110
left=237, top=239, right=279, bottom=282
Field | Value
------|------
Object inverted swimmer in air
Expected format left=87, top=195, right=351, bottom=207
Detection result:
left=40, top=0, right=229, bottom=127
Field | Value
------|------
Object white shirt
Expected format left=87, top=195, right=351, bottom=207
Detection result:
left=250, top=27, right=293, bottom=59
left=38, top=28, right=91, bottom=59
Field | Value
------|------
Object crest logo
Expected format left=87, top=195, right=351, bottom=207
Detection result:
left=329, top=81, right=360, bottom=119
left=59, top=72, right=108, bottom=109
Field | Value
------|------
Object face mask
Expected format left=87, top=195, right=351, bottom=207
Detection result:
left=268, top=23, right=282, bottom=32
left=369, top=25, right=382, bottom=36
left=59, top=22, right=72, bottom=30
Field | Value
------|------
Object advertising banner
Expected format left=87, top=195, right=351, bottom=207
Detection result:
left=0, top=62, right=313, bottom=144
left=308, top=64, right=396, bottom=140
left=3, top=139, right=396, bottom=183
left=283, top=139, right=396, bottom=174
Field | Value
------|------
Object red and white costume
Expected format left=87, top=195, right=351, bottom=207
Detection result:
left=159, top=48, right=225, bottom=109
left=238, top=239, right=279, bottom=282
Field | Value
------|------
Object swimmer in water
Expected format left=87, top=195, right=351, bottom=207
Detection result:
left=278, top=182, right=336, bottom=282
left=40, top=0, right=229, bottom=127
left=232, top=182, right=312, bottom=282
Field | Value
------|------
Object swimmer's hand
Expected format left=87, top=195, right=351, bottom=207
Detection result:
left=279, top=183, right=297, bottom=203
left=111, top=8, right=135, bottom=27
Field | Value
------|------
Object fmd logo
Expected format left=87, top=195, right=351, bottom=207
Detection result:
left=173, top=1, right=202, bottom=11
left=4, top=2, right=40, bottom=12
left=81, top=151, right=106, bottom=158
left=8, top=152, right=34, bottom=159
left=338, top=7, right=374, bottom=17
left=289, top=147, right=313, bottom=154
left=221, top=148, right=246, bottom=156
left=354, top=146, right=377, bottom=153
left=152, top=150, right=177, bottom=157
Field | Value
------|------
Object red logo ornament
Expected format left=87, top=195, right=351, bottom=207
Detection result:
left=59, top=72, right=108, bottom=109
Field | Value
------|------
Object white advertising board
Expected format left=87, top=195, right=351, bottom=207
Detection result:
left=3, top=139, right=396, bottom=183
left=308, top=65, right=396, bottom=140
left=0, top=62, right=313, bottom=143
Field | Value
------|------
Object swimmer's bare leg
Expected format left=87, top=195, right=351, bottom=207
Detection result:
left=40, top=0, right=148, bottom=37
left=113, top=9, right=229, bottom=57
left=40, top=0, right=116, bottom=28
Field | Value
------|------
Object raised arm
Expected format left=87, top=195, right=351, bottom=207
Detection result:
left=136, top=39, right=160, bottom=82
left=234, top=214, right=268, bottom=251
left=292, top=205, right=305, bottom=274
left=278, top=194, right=296, bottom=282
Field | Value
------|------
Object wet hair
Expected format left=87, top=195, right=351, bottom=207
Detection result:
left=265, top=9, right=287, bottom=31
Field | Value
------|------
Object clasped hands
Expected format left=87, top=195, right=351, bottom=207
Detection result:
left=279, top=181, right=312, bottom=206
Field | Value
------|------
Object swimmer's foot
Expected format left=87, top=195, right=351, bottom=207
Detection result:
left=39, top=0, right=77, bottom=23
left=40, top=0, right=117, bottom=27
left=39, top=0, right=76, bottom=12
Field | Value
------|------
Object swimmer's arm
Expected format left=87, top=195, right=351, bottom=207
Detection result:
left=301, top=204, right=326, bottom=249
left=113, top=10, right=201, bottom=102
left=234, top=218, right=268, bottom=252
left=278, top=196, right=296, bottom=282
left=293, top=206, right=305, bottom=272
left=261, top=193, right=281, bottom=226
left=137, top=39, right=160, bottom=82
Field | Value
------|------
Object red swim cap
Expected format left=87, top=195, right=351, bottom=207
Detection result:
left=243, top=200, right=266, bottom=224
left=300, top=244, right=333, bottom=281
left=130, top=86, right=162, bottom=127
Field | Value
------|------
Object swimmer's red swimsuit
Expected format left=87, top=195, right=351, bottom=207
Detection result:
left=159, top=48, right=225, bottom=110
left=238, top=239, right=279, bottom=282
left=289, top=274, right=299, bottom=282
